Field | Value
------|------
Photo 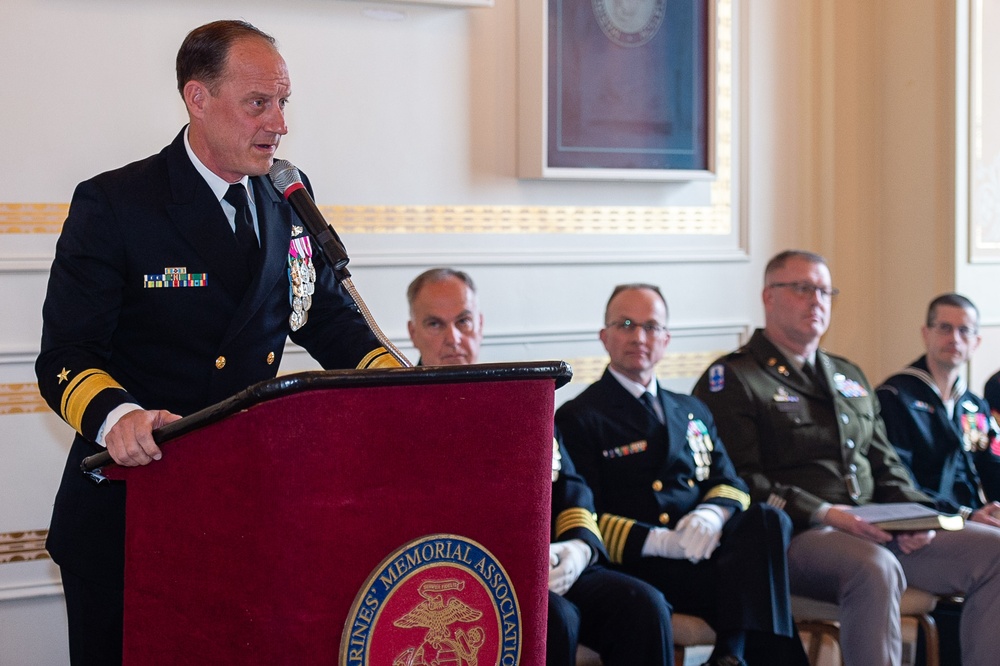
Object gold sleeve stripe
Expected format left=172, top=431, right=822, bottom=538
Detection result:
left=60, top=369, right=124, bottom=434
left=704, top=484, right=751, bottom=510
left=356, top=347, right=402, bottom=369
left=597, top=513, right=635, bottom=565
left=554, top=508, right=603, bottom=544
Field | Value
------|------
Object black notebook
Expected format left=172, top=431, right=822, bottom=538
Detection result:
left=845, top=503, right=964, bottom=531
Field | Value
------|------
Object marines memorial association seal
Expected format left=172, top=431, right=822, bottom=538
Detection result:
left=340, top=534, right=522, bottom=666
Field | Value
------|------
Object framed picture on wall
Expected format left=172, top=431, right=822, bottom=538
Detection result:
left=518, top=0, right=715, bottom=181
left=970, top=0, right=1000, bottom=262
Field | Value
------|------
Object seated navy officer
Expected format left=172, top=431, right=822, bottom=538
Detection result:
left=556, top=283, right=807, bottom=666
left=407, top=268, right=672, bottom=665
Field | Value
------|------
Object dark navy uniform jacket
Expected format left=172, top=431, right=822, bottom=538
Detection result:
left=986, top=370, right=1000, bottom=422
left=552, top=434, right=607, bottom=560
left=877, top=356, right=1000, bottom=515
left=556, top=369, right=750, bottom=565
left=36, top=128, right=396, bottom=583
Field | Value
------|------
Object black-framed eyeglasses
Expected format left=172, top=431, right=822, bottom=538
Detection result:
left=929, top=322, right=978, bottom=339
left=768, top=281, right=840, bottom=300
left=605, top=319, right=669, bottom=336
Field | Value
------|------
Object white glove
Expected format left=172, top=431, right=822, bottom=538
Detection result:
left=548, top=540, right=592, bottom=596
left=675, top=504, right=728, bottom=563
left=641, top=527, right=686, bottom=559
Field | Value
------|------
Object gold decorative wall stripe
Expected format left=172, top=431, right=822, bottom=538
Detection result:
left=1, top=200, right=731, bottom=236
left=0, top=383, right=48, bottom=415
left=321, top=202, right=730, bottom=235
left=0, top=203, right=67, bottom=234
left=0, top=531, right=50, bottom=564
left=567, top=351, right=724, bottom=385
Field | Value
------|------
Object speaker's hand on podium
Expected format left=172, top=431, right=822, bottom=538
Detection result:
left=105, top=409, right=181, bottom=467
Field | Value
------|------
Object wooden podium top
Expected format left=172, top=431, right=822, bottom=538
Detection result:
left=82, top=361, right=572, bottom=474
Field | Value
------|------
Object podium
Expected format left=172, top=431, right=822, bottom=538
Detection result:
left=96, top=362, right=571, bottom=665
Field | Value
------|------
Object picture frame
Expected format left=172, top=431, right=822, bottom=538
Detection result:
left=969, top=0, right=1000, bottom=262
left=518, top=0, right=716, bottom=181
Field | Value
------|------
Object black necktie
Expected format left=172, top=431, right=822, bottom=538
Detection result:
left=223, top=184, right=259, bottom=273
left=803, top=362, right=828, bottom=395
left=640, top=392, right=663, bottom=424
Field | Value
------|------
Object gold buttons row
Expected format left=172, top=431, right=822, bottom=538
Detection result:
left=651, top=477, right=697, bottom=493
left=215, top=352, right=277, bottom=370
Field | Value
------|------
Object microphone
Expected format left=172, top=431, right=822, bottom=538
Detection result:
left=268, top=159, right=351, bottom=278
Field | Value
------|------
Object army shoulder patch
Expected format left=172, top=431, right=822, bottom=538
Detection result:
left=340, top=533, right=522, bottom=666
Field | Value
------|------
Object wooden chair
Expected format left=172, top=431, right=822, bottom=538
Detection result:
left=792, top=589, right=940, bottom=666
left=575, top=612, right=716, bottom=666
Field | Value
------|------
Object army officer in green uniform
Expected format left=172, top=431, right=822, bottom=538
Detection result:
left=693, top=250, right=1000, bottom=666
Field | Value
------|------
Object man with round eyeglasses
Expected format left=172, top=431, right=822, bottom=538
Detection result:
left=693, top=251, right=1000, bottom=666
left=557, top=283, right=808, bottom=666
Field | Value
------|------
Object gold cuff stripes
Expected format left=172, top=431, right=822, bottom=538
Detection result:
left=554, top=507, right=603, bottom=545
left=704, top=484, right=751, bottom=511
left=59, top=369, right=124, bottom=434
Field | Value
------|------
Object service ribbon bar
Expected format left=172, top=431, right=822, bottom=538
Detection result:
left=143, top=273, right=208, bottom=288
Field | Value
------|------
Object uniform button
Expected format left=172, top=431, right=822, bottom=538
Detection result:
left=652, top=480, right=663, bottom=492
left=687, top=479, right=695, bottom=487
left=266, top=351, right=275, bottom=365
left=215, top=356, right=226, bottom=369
left=841, top=413, right=850, bottom=425
left=846, top=439, right=855, bottom=449
left=658, top=513, right=670, bottom=525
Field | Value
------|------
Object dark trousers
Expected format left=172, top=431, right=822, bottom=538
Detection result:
left=620, top=503, right=808, bottom=666
left=61, top=567, right=123, bottom=665
left=547, top=564, right=673, bottom=666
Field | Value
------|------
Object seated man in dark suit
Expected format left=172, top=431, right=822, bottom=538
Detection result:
left=407, top=268, right=672, bottom=665
left=556, top=283, right=807, bottom=666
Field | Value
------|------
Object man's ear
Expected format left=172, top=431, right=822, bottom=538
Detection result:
left=183, top=80, right=208, bottom=118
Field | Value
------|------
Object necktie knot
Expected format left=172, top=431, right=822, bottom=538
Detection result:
left=802, top=361, right=829, bottom=395
left=639, top=392, right=663, bottom=423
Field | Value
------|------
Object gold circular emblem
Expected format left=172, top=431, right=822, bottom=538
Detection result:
left=658, top=512, right=670, bottom=525
left=215, top=356, right=226, bottom=369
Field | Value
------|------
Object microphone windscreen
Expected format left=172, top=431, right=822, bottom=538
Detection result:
left=268, top=159, right=302, bottom=195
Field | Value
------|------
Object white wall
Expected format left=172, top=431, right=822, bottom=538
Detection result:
left=1, top=0, right=989, bottom=661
